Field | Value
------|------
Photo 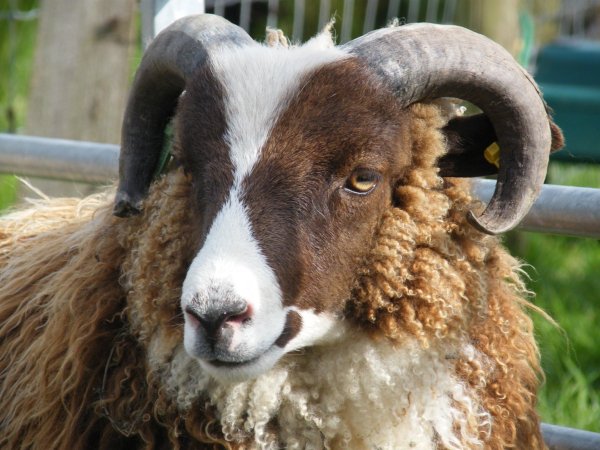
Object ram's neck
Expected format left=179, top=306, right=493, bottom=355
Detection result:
left=156, top=331, right=483, bottom=450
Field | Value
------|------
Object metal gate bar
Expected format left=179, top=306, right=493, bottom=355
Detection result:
left=473, top=179, right=600, bottom=239
left=1, top=133, right=598, bottom=240
left=541, top=423, right=600, bottom=450
left=0, top=133, right=119, bottom=184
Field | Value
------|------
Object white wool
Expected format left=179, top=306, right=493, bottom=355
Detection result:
left=162, top=345, right=213, bottom=411
left=156, top=331, right=490, bottom=450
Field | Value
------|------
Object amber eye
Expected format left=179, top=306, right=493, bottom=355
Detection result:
left=345, top=169, right=378, bottom=194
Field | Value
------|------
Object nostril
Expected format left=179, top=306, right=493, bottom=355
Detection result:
left=184, top=306, right=202, bottom=326
left=185, top=303, right=251, bottom=346
left=226, top=304, right=253, bottom=325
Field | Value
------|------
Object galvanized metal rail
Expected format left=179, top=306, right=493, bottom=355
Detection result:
left=542, top=423, right=600, bottom=450
left=1, top=132, right=598, bottom=239
left=0, top=133, right=119, bottom=184
left=473, top=179, right=600, bottom=239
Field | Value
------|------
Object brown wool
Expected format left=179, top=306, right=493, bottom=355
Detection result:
left=348, top=104, right=544, bottom=449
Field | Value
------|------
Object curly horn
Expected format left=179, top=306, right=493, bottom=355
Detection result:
left=114, top=15, right=255, bottom=218
left=342, top=24, right=552, bottom=235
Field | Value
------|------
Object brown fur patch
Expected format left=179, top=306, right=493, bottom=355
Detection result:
left=0, top=195, right=133, bottom=449
left=243, top=58, right=411, bottom=312
left=275, top=310, right=303, bottom=348
left=0, top=175, right=230, bottom=450
left=550, top=121, right=565, bottom=153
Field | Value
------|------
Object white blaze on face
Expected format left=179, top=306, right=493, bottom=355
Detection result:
left=181, top=33, right=348, bottom=380
left=181, top=194, right=285, bottom=355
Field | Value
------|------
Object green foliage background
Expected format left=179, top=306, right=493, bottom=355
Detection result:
left=0, top=0, right=38, bottom=209
left=1, top=0, right=599, bottom=433
left=513, top=164, right=600, bottom=431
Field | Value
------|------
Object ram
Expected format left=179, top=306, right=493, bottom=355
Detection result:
left=0, top=14, right=564, bottom=450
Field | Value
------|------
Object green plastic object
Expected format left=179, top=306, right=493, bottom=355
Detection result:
left=518, top=12, right=535, bottom=67
left=535, top=40, right=600, bottom=163
left=153, top=124, right=174, bottom=178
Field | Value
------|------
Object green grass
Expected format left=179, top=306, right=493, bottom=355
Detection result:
left=520, top=232, right=600, bottom=431
left=0, top=0, right=39, bottom=133
left=0, top=175, right=18, bottom=211
left=0, top=0, right=39, bottom=212
left=507, top=162, right=600, bottom=431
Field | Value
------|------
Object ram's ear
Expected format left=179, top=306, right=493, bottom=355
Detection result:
left=438, top=113, right=565, bottom=178
left=437, top=113, right=498, bottom=177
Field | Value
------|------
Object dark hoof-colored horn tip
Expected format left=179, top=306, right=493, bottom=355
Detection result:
left=113, top=195, right=142, bottom=218
left=466, top=210, right=510, bottom=236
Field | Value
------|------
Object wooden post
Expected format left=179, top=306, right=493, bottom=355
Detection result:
left=533, top=0, right=562, bottom=45
left=474, top=0, right=522, bottom=58
left=24, top=0, right=136, bottom=197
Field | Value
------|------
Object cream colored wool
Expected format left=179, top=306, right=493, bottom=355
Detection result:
left=156, top=333, right=489, bottom=450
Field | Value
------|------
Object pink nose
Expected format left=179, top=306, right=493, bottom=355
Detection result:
left=185, top=303, right=253, bottom=345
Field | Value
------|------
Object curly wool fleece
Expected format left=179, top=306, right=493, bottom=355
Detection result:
left=160, top=331, right=488, bottom=450
left=0, top=103, right=544, bottom=450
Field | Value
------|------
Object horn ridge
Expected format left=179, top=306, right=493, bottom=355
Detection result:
left=114, top=14, right=254, bottom=218
left=342, top=23, right=552, bottom=235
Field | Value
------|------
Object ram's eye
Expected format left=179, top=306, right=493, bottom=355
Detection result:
left=345, top=170, right=378, bottom=194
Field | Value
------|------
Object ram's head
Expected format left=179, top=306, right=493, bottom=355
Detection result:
left=114, top=15, right=560, bottom=382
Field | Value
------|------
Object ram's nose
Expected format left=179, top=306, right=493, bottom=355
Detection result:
left=185, top=302, right=252, bottom=347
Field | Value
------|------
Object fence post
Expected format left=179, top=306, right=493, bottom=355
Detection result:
left=23, top=0, right=137, bottom=198
left=141, top=0, right=205, bottom=49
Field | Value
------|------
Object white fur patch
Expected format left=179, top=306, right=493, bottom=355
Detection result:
left=181, top=195, right=284, bottom=361
left=210, top=31, right=347, bottom=183
left=283, top=307, right=344, bottom=353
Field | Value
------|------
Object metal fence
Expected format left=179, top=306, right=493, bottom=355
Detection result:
left=204, top=0, right=460, bottom=43
left=197, top=0, right=600, bottom=43
left=1, top=132, right=599, bottom=242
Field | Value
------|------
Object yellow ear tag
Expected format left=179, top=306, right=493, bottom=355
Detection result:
left=484, top=142, right=500, bottom=168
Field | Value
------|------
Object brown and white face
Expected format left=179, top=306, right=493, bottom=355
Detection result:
left=114, top=16, right=559, bottom=383
left=176, top=42, right=410, bottom=381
